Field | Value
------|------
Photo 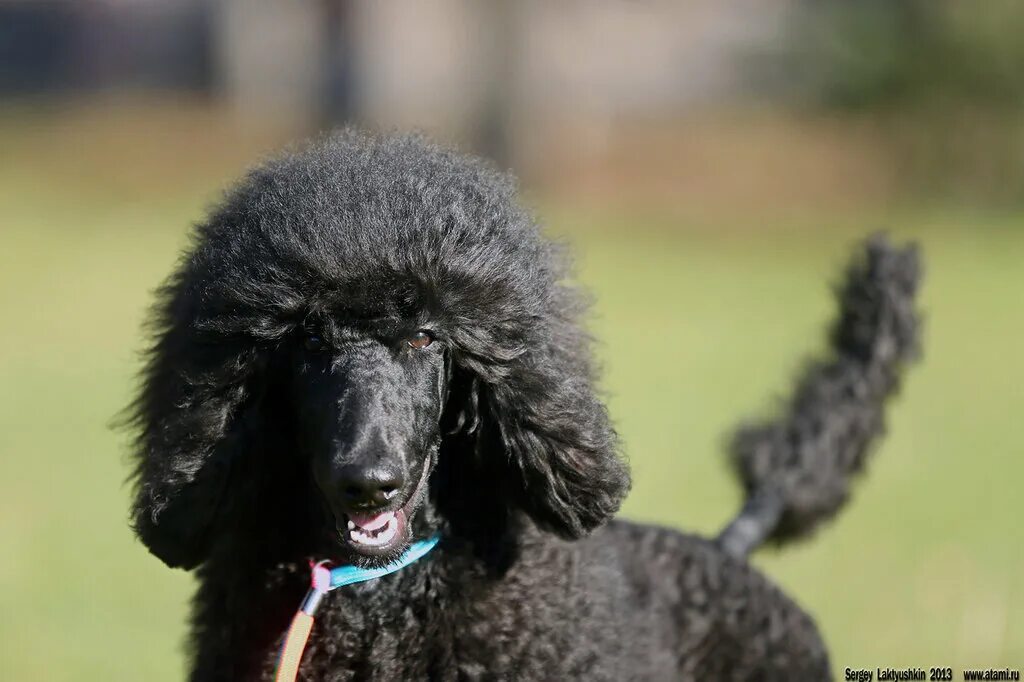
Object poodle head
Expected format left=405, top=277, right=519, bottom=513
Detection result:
left=129, top=131, right=630, bottom=569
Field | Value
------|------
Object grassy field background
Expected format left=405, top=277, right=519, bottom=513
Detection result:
left=0, top=106, right=1021, bottom=679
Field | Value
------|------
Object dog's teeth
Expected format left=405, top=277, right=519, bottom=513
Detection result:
left=348, top=515, right=399, bottom=547
left=377, top=521, right=398, bottom=545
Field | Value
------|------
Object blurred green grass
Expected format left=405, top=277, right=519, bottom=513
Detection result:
left=1, top=111, right=1022, bottom=679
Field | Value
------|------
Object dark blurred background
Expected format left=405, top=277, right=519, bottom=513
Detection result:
left=1, top=1, right=1021, bottom=678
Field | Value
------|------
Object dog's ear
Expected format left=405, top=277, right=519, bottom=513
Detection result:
left=126, top=270, right=262, bottom=570
left=455, top=296, right=631, bottom=540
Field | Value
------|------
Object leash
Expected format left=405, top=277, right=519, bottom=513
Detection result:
left=274, top=535, right=440, bottom=682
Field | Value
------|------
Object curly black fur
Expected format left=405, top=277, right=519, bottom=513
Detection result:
left=127, top=130, right=919, bottom=680
left=719, top=237, right=921, bottom=556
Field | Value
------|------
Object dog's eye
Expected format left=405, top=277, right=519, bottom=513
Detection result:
left=304, top=334, right=326, bottom=352
left=407, top=331, right=433, bottom=350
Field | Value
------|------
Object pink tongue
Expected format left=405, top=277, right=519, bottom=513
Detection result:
left=349, top=511, right=393, bottom=531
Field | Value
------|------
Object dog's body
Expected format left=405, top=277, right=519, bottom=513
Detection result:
left=128, top=132, right=919, bottom=681
left=195, top=523, right=827, bottom=680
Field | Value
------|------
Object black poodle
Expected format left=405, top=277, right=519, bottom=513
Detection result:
left=127, top=131, right=920, bottom=680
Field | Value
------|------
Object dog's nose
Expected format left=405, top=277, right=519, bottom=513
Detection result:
left=337, top=464, right=404, bottom=509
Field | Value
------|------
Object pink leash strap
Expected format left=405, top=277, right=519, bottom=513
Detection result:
left=273, top=536, right=441, bottom=681
left=274, top=562, right=332, bottom=682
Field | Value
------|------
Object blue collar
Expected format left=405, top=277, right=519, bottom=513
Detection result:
left=328, top=534, right=440, bottom=589
left=279, top=535, right=442, bottom=680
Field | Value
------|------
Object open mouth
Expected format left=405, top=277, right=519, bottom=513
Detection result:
left=335, top=456, right=431, bottom=558
left=343, top=509, right=406, bottom=552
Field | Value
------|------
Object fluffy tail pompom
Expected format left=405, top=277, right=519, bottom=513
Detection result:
left=718, top=235, right=921, bottom=557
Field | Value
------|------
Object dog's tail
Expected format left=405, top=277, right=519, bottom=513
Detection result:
left=716, top=235, right=921, bottom=558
